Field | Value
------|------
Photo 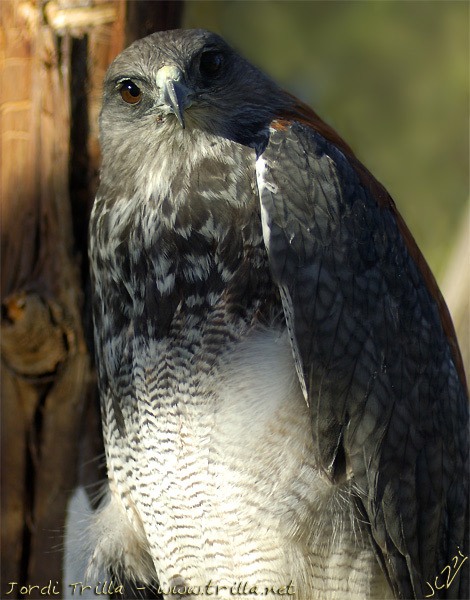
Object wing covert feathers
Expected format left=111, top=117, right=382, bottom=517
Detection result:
left=256, top=120, right=469, bottom=599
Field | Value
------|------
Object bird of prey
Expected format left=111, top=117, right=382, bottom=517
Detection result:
left=88, top=29, right=469, bottom=600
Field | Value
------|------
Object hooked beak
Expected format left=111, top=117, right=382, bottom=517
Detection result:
left=156, top=66, right=192, bottom=129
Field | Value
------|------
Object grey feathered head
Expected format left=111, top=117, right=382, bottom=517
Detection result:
left=99, top=29, right=287, bottom=167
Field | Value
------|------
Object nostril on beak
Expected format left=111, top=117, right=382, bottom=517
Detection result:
left=156, top=66, right=192, bottom=129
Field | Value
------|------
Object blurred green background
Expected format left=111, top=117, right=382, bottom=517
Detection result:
left=183, top=0, right=469, bottom=282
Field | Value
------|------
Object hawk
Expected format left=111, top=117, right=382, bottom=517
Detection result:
left=88, top=29, right=469, bottom=599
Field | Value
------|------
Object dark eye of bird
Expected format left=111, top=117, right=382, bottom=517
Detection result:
left=120, top=80, right=142, bottom=104
left=199, top=51, right=224, bottom=78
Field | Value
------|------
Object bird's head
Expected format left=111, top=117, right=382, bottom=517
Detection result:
left=99, top=29, right=288, bottom=153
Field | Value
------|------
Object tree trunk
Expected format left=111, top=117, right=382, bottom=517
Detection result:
left=1, top=2, right=183, bottom=598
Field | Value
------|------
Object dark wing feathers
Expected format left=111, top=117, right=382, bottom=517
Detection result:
left=279, top=92, right=468, bottom=396
left=256, top=120, right=469, bottom=599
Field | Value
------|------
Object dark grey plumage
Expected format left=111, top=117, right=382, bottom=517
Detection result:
left=88, top=29, right=469, bottom=600
left=258, top=124, right=468, bottom=598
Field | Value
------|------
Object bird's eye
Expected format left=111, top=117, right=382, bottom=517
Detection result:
left=119, top=80, right=142, bottom=104
left=199, top=51, right=224, bottom=79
